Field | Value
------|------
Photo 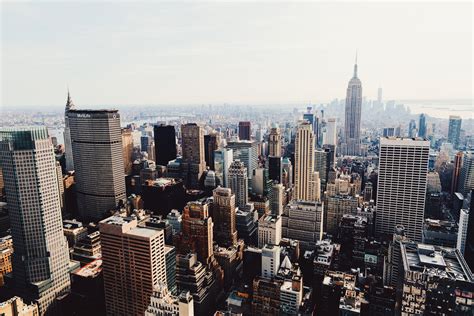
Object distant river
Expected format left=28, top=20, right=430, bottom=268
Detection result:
left=399, top=99, right=473, bottom=119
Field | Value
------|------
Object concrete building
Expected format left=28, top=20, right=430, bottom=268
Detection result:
left=268, top=125, right=281, bottom=157
left=451, top=151, right=464, bottom=195
left=0, top=296, right=38, bottom=316
left=376, top=138, right=429, bottom=242
left=282, top=200, right=324, bottom=249
left=99, top=215, right=167, bottom=315
left=342, top=59, right=362, bottom=156
left=214, top=148, right=233, bottom=188
left=399, top=243, right=474, bottom=315
left=294, top=121, right=318, bottom=201
left=212, top=187, right=238, bottom=247
left=0, top=236, right=13, bottom=287
left=226, top=140, right=258, bottom=179
left=458, top=152, right=474, bottom=196
left=325, top=195, right=360, bottom=236
left=175, top=252, right=218, bottom=316
left=258, top=214, right=282, bottom=248
left=0, top=127, right=71, bottom=315
left=270, top=183, right=284, bottom=216
left=166, top=209, right=182, bottom=234
left=228, top=160, right=248, bottom=209
left=145, top=283, right=193, bottom=316
left=457, top=209, right=469, bottom=255
left=180, top=123, right=206, bottom=189
left=261, top=244, right=281, bottom=279
left=175, top=200, right=214, bottom=265
left=68, top=109, right=126, bottom=221
left=71, top=231, right=102, bottom=266
left=236, top=205, right=258, bottom=246
left=324, top=118, right=337, bottom=146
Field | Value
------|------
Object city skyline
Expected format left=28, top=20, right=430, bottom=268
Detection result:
left=2, top=2, right=472, bottom=107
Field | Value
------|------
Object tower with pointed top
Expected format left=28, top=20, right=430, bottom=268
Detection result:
left=342, top=56, right=362, bottom=156
left=64, top=90, right=75, bottom=171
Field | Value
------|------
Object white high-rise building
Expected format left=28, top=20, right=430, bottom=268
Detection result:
left=258, top=215, right=282, bottom=248
left=0, top=127, right=71, bottom=314
left=457, top=209, right=469, bottom=255
left=324, top=118, right=337, bottom=146
left=214, top=148, right=233, bottom=187
left=343, top=57, right=362, bottom=156
left=376, top=137, right=429, bottom=242
left=228, top=160, right=248, bottom=209
left=145, top=283, right=194, bottom=316
left=261, top=244, right=281, bottom=279
left=294, top=121, right=318, bottom=201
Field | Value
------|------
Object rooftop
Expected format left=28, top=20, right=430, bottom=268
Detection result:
left=401, top=242, right=473, bottom=282
left=73, top=259, right=102, bottom=278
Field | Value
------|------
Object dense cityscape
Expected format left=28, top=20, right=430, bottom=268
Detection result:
left=0, top=55, right=473, bottom=316
left=1, top=2, right=474, bottom=316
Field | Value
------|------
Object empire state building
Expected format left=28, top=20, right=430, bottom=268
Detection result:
left=343, top=58, right=362, bottom=156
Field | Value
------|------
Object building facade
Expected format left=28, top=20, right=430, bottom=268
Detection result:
left=376, top=138, right=429, bottom=242
left=0, top=128, right=71, bottom=314
left=69, top=109, right=126, bottom=221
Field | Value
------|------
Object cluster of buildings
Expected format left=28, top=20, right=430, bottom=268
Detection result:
left=0, top=60, right=472, bottom=316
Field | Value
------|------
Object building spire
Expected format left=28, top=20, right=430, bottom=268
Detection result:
left=66, top=87, right=75, bottom=111
left=353, top=50, right=358, bottom=78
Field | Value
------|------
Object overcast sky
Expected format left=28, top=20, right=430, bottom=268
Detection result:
left=1, top=1, right=472, bottom=107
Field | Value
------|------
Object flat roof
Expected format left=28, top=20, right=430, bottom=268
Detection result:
left=126, top=227, right=161, bottom=239
left=74, top=259, right=102, bottom=277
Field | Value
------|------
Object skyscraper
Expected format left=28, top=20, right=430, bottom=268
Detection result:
left=180, top=123, right=206, bottom=189
left=212, top=187, right=238, bottom=247
left=324, top=118, right=337, bottom=146
left=343, top=57, right=362, bottom=156
left=448, top=115, right=462, bottom=149
left=376, top=138, right=429, bottom=242
left=0, top=127, right=71, bottom=314
left=99, top=215, right=167, bottom=315
left=214, top=148, right=233, bottom=187
left=122, top=128, right=133, bottom=175
left=153, top=125, right=177, bottom=167
left=294, top=121, right=318, bottom=201
left=451, top=151, right=464, bottom=195
left=268, top=125, right=281, bottom=157
left=228, top=160, right=248, bottom=209
left=458, top=152, right=474, bottom=196
left=418, top=113, right=427, bottom=138
left=204, top=132, right=221, bottom=170
left=409, top=119, right=418, bottom=138
left=64, top=90, right=75, bottom=172
left=238, top=121, right=251, bottom=141
left=175, top=200, right=214, bottom=265
left=69, top=109, right=126, bottom=221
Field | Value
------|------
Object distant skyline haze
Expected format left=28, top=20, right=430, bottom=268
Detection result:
left=1, top=2, right=472, bottom=107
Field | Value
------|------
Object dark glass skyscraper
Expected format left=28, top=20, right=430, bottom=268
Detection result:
left=418, top=113, right=427, bottom=138
left=154, top=125, right=177, bottom=167
left=238, top=121, right=251, bottom=141
left=69, top=109, right=126, bottom=221
left=448, top=115, right=462, bottom=149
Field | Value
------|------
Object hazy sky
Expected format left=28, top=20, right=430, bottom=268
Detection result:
left=1, top=1, right=472, bottom=107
